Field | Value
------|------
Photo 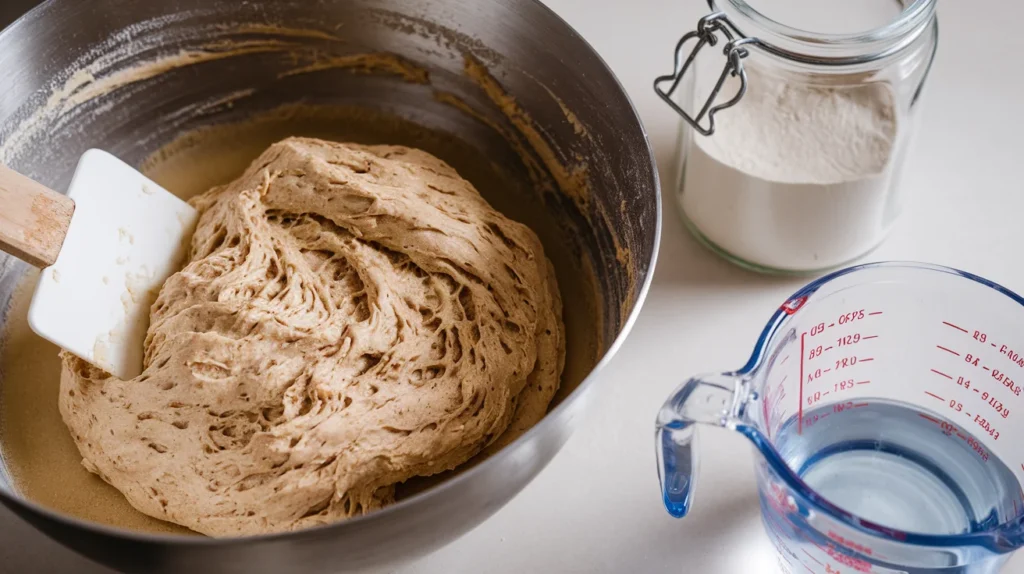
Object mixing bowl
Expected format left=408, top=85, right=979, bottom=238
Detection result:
left=0, top=1, right=660, bottom=572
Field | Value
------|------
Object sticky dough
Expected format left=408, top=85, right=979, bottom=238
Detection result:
left=59, top=137, right=565, bottom=537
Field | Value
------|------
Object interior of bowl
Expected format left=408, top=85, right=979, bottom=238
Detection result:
left=0, top=0, right=657, bottom=535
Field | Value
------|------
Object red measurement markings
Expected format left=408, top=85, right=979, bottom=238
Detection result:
left=978, top=390, right=1011, bottom=418
left=961, top=353, right=988, bottom=372
left=825, top=546, right=874, bottom=572
left=806, top=390, right=826, bottom=407
left=973, top=413, right=1002, bottom=440
left=937, top=345, right=960, bottom=357
left=868, top=311, right=883, bottom=316
left=856, top=380, right=871, bottom=385
left=781, top=355, right=790, bottom=366
left=931, top=368, right=953, bottom=380
left=829, top=531, right=875, bottom=558
left=803, top=410, right=834, bottom=430
left=808, top=382, right=864, bottom=408
left=859, top=357, right=875, bottom=362
left=829, top=402, right=865, bottom=414
left=806, top=368, right=823, bottom=383
left=974, top=388, right=981, bottom=393
left=799, top=332, right=806, bottom=434
left=833, top=356, right=857, bottom=370
left=832, top=379, right=858, bottom=392
left=809, top=312, right=870, bottom=337
left=945, top=327, right=1024, bottom=374
left=837, top=333, right=864, bottom=347
left=838, top=309, right=866, bottom=324
left=802, top=563, right=814, bottom=574
left=943, top=321, right=969, bottom=333
left=824, top=346, right=834, bottom=351
left=964, top=427, right=993, bottom=459
left=808, top=344, right=826, bottom=361
left=922, top=417, right=992, bottom=462
left=861, top=335, right=878, bottom=340
left=997, top=344, right=1024, bottom=368
left=925, top=391, right=944, bottom=401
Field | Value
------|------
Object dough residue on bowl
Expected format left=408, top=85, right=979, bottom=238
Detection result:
left=58, top=137, right=565, bottom=537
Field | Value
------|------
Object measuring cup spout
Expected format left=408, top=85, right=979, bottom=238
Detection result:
left=656, top=373, right=745, bottom=518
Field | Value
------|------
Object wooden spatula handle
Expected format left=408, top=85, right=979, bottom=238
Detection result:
left=0, top=165, right=75, bottom=268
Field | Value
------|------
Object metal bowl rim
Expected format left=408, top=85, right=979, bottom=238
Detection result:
left=0, top=0, right=663, bottom=545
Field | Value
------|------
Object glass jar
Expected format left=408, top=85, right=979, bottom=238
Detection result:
left=655, top=0, right=938, bottom=274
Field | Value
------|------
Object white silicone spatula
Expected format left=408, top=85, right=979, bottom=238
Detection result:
left=0, top=150, right=197, bottom=380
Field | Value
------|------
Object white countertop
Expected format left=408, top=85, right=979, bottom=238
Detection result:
left=3, top=0, right=1024, bottom=572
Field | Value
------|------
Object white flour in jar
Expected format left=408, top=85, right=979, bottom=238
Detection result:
left=680, top=67, right=900, bottom=271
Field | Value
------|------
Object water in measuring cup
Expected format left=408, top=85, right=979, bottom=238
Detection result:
left=773, top=399, right=1023, bottom=536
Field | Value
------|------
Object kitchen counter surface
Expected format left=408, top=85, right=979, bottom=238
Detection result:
left=2, top=0, right=1023, bottom=572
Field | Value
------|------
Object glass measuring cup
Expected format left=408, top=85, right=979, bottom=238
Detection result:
left=657, top=262, right=1024, bottom=573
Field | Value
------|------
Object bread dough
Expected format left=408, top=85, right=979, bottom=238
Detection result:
left=58, top=137, right=565, bottom=537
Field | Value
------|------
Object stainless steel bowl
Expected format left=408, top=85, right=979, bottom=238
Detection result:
left=0, top=1, right=660, bottom=572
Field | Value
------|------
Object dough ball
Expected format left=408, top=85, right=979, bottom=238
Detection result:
left=59, top=138, right=565, bottom=537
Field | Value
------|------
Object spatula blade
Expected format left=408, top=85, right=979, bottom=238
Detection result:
left=28, top=149, right=197, bottom=380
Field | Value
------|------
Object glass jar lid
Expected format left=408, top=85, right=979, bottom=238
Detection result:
left=654, top=0, right=938, bottom=136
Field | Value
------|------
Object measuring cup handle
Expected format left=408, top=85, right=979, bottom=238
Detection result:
left=656, top=374, right=743, bottom=518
